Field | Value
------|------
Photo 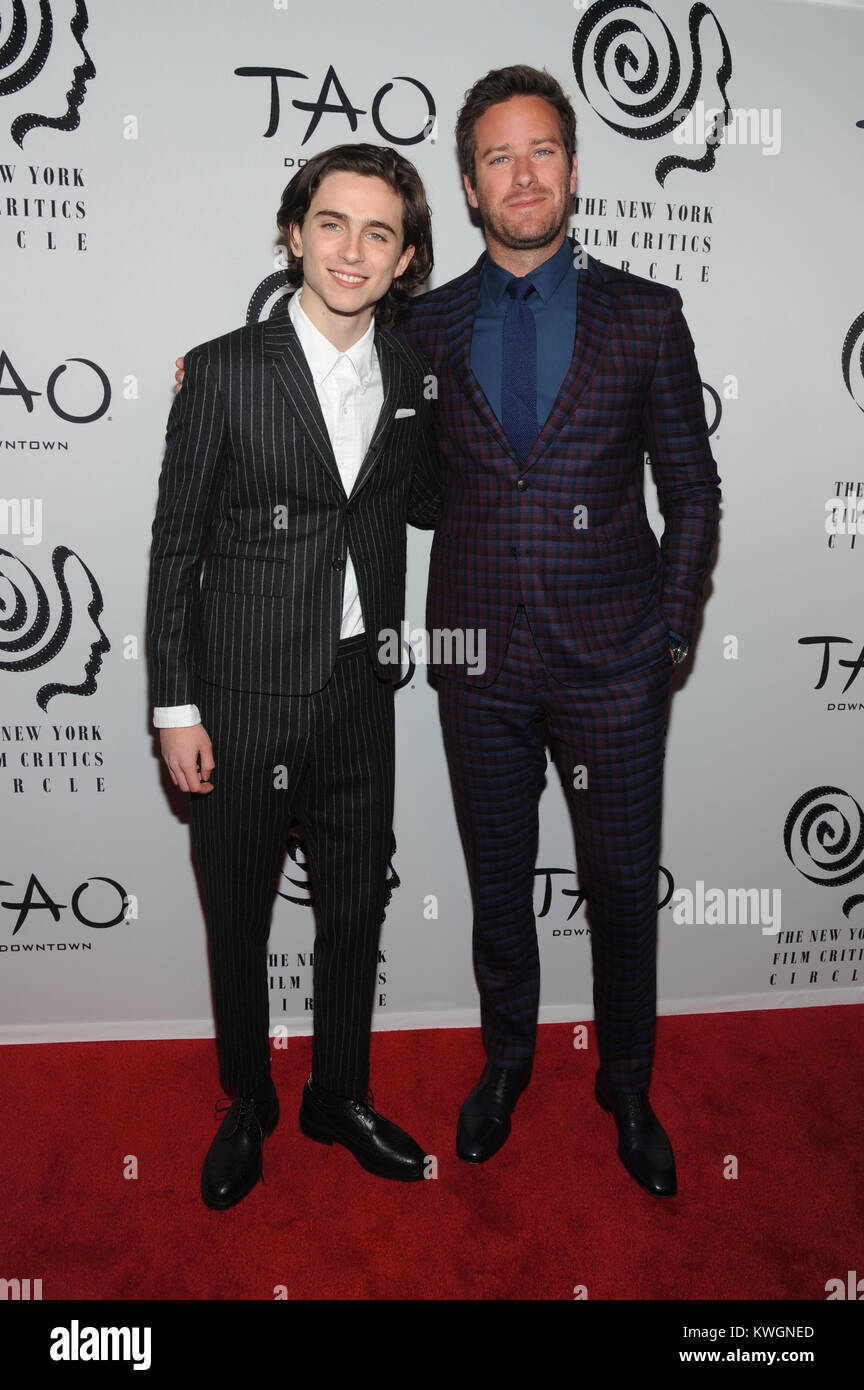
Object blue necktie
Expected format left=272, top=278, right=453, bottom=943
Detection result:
left=501, top=276, right=537, bottom=463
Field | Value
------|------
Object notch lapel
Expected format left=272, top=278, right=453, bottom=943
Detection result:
left=263, top=308, right=344, bottom=493
left=445, top=246, right=614, bottom=475
left=521, top=250, right=614, bottom=473
left=447, top=257, right=521, bottom=465
left=350, top=331, right=401, bottom=497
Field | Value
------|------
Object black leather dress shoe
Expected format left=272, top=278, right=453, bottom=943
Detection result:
left=299, top=1079, right=426, bottom=1181
left=456, top=1062, right=531, bottom=1163
left=201, top=1084, right=279, bottom=1211
left=595, top=1068, right=677, bottom=1197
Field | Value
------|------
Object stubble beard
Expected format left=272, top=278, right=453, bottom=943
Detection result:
left=475, top=188, right=571, bottom=253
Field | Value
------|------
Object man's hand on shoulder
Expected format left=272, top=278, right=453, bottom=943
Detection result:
left=174, top=356, right=186, bottom=391
left=159, top=723, right=214, bottom=793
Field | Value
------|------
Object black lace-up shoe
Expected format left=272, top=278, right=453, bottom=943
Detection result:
left=201, top=1083, right=279, bottom=1210
left=299, top=1079, right=427, bottom=1181
left=595, top=1068, right=677, bottom=1197
left=456, top=1062, right=532, bottom=1163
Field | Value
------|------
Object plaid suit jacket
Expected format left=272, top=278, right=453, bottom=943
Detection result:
left=147, top=297, right=439, bottom=702
left=396, top=243, right=721, bottom=686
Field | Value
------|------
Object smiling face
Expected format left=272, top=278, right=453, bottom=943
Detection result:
left=463, top=95, right=578, bottom=267
left=288, top=171, right=416, bottom=345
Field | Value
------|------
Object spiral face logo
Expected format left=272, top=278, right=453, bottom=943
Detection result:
left=0, top=1, right=95, bottom=148
left=783, top=786, right=864, bottom=919
left=0, top=544, right=109, bottom=709
left=841, top=312, right=864, bottom=413
left=572, top=0, right=732, bottom=186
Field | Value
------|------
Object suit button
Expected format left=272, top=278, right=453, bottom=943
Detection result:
left=332, top=557, right=345, bottom=571
left=515, top=479, right=528, bottom=491
left=509, top=546, right=518, bottom=558
left=345, top=504, right=353, bottom=516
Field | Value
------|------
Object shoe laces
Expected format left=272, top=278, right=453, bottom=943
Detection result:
left=215, top=1095, right=238, bottom=1118
left=308, top=1078, right=375, bottom=1112
left=615, top=1090, right=653, bottom=1127
left=214, top=1094, right=265, bottom=1126
left=213, top=1096, right=271, bottom=1184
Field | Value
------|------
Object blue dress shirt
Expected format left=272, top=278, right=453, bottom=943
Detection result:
left=470, top=236, right=579, bottom=433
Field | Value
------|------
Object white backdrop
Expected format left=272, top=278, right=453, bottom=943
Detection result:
left=2, top=0, right=863, bottom=1044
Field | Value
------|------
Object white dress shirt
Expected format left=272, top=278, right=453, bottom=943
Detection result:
left=153, top=289, right=384, bottom=729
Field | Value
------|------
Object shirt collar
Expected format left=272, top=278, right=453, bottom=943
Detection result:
left=289, top=289, right=377, bottom=387
left=481, top=235, right=576, bottom=305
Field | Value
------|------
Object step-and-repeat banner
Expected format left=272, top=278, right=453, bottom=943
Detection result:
left=2, top=0, right=863, bottom=1043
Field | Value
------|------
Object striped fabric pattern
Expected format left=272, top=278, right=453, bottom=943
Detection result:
left=147, top=297, right=439, bottom=704
left=146, top=300, right=439, bottom=1101
left=190, top=647, right=395, bottom=1099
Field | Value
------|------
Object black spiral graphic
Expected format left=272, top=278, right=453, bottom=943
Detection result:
left=702, top=380, right=721, bottom=436
left=783, top=787, right=864, bottom=919
left=572, top=0, right=732, bottom=186
left=278, top=831, right=315, bottom=907
left=0, top=544, right=109, bottom=709
left=841, top=311, right=864, bottom=413
left=0, top=1, right=94, bottom=148
left=245, top=270, right=294, bottom=326
left=0, top=1, right=53, bottom=103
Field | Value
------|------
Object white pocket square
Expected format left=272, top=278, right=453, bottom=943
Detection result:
left=394, top=407, right=416, bottom=419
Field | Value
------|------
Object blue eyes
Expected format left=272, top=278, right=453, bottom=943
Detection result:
left=321, top=222, right=386, bottom=241
left=490, top=149, right=554, bottom=165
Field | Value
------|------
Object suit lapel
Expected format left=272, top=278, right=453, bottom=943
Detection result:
left=264, top=305, right=344, bottom=492
left=447, top=257, right=519, bottom=464
left=351, top=330, right=400, bottom=497
left=522, top=250, right=614, bottom=473
left=265, top=301, right=401, bottom=497
left=445, top=244, right=614, bottom=474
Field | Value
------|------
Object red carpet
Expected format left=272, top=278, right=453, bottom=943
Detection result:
left=2, top=1006, right=862, bottom=1301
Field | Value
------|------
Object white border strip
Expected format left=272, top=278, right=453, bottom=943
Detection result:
left=0, top=988, right=860, bottom=1044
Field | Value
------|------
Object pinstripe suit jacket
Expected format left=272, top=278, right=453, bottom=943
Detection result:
left=396, top=243, right=721, bottom=686
left=147, top=297, right=439, bottom=702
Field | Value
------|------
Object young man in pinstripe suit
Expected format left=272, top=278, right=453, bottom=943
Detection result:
left=148, top=146, right=440, bottom=1209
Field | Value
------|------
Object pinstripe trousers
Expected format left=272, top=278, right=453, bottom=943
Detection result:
left=438, top=607, right=673, bottom=1092
left=189, top=637, right=395, bottom=1099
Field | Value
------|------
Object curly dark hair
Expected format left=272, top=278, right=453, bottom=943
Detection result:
left=276, top=144, right=433, bottom=329
left=455, top=65, right=577, bottom=187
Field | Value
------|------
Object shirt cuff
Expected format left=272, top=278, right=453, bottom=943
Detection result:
left=153, top=704, right=202, bottom=729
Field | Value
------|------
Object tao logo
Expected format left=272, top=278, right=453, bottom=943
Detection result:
left=0, top=351, right=110, bottom=424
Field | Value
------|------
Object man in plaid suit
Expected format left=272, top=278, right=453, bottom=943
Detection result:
left=397, top=66, right=721, bottom=1196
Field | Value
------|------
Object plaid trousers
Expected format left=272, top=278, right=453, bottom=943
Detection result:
left=437, top=607, right=673, bottom=1091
